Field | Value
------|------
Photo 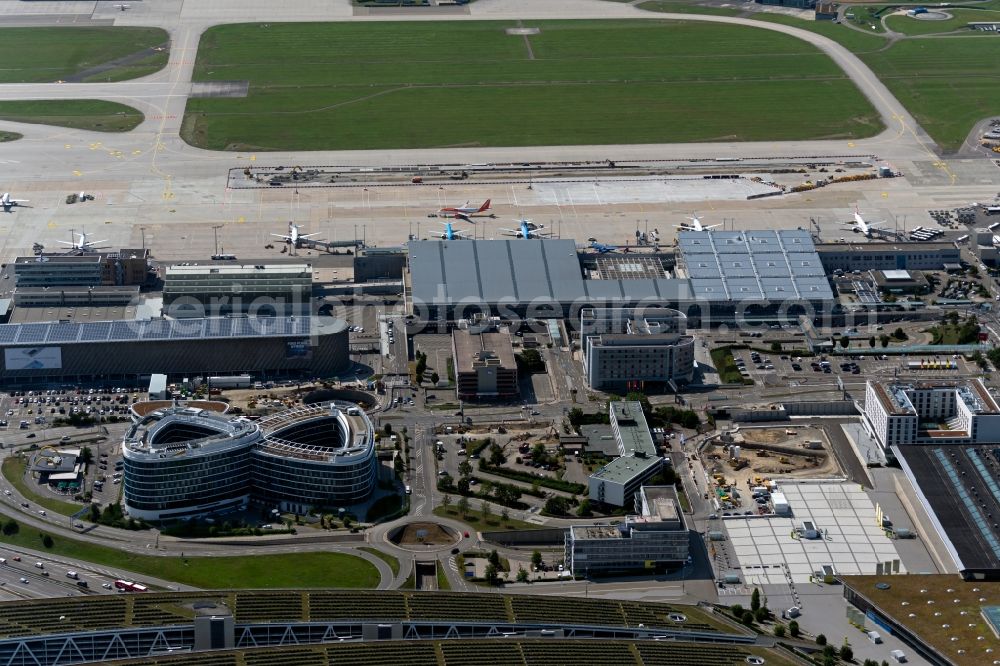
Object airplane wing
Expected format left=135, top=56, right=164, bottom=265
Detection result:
left=299, top=232, right=320, bottom=238
left=498, top=228, right=520, bottom=236
left=453, top=213, right=473, bottom=223
left=270, top=233, right=291, bottom=239
left=90, top=239, right=110, bottom=246
left=704, top=224, right=722, bottom=230
left=453, top=230, right=474, bottom=239
left=56, top=240, right=76, bottom=246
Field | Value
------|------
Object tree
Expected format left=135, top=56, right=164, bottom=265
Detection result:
left=517, top=566, right=529, bottom=583
left=441, top=494, right=452, bottom=511
left=868, top=336, right=876, bottom=348
left=773, top=624, right=786, bottom=638
left=457, top=477, right=471, bottom=495
left=730, top=603, right=744, bottom=616
left=880, top=334, right=890, bottom=348
left=531, top=442, right=547, bottom=465
left=531, top=551, right=543, bottom=569
left=840, top=644, right=854, bottom=662
left=480, top=480, right=493, bottom=499
left=456, top=496, right=470, bottom=517
left=430, top=372, right=440, bottom=386
left=544, top=496, right=569, bottom=516
left=458, top=461, right=473, bottom=478
left=754, top=606, right=769, bottom=623
left=839, top=335, right=850, bottom=349
left=863, top=660, right=879, bottom=666
left=751, top=588, right=761, bottom=612
left=741, top=610, right=755, bottom=627
left=489, top=444, right=506, bottom=467
left=484, top=563, right=499, bottom=586
left=788, top=620, right=799, bottom=638
left=79, top=446, right=94, bottom=464
left=822, top=645, right=836, bottom=659
left=481, top=502, right=493, bottom=523
left=500, top=507, right=510, bottom=525
left=816, top=633, right=827, bottom=646
left=488, top=549, right=501, bottom=568
left=576, top=499, right=593, bottom=517
left=770, top=342, right=782, bottom=353
left=383, top=423, right=393, bottom=435
left=41, top=534, right=53, bottom=549
left=893, top=327, right=907, bottom=341
left=1, top=519, right=17, bottom=537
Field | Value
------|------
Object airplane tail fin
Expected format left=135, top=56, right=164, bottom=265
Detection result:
left=478, top=199, right=491, bottom=212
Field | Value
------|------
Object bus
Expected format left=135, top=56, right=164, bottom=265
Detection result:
left=114, top=580, right=148, bottom=592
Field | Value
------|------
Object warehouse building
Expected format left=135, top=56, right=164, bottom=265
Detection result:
left=452, top=328, right=519, bottom=400
left=588, top=401, right=664, bottom=507
left=14, top=249, right=149, bottom=288
left=580, top=307, right=695, bottom=392
left=163, top=264, right=312, bottom=317
left=0, top=316, right=349, bottom=384
left=122, top=401, right=377, bottom=521
left=816, top=242, right=961, bottom=273
left=566, top=485, right=689, bottom=576
left=862, top=379, right=1000, bottom=449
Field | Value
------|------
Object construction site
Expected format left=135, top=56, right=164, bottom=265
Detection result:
left=698, top=425, right=845, bottom=515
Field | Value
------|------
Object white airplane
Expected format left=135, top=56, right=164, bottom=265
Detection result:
left=58, top=229, right=108, bottom=252
left=435, top=221, right=473, bottom=240
left=1, top=193, right=28, bottom=212
left=676, top=216, right=721, bottom=232
left=271, top=222, right=319, bottom=246
left=437, top=199, right=491, bottom=222
left=845, top=208, right=888, bottom=238
left=499, top=218, right=548, bottom=239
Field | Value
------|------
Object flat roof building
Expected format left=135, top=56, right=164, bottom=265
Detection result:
left=580, top=307, right=695, bottom=392
left=163, top=264, right=312, bottom=317
left=0, top=316, right=349, bottom=384
left=863, top=379, right=1000, bottom=449
left=452, top=328, right=518, bottom=400
left=816, top=242, right=961, bottom=272
left=588, top=401, right=664, bottom=507
left=13, top=250, right=149, bottom=289
left=566, top=485, right=688, bottom=576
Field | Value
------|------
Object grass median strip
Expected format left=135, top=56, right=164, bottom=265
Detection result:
left=0, top=101, right=144, bottom=133
left=1, top=457, right=82, bottom=517
left=0, top=27, right=169, bottom=83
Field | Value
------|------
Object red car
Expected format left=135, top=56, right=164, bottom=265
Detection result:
left=463, top=532, right=469, bottom=538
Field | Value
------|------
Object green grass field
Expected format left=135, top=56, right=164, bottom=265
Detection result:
left=636, top=0, right=744, bottom=17
left=0, top=131, right=21, bottom=142
left=860, top=37, right=1000, bottom=150
left=748, top=13, right=889, bottom=52
left=0, top=524, right=380, bottom=589
left=0, top=101, right=144, bottom=132
left=0, top=27, right=168, bottom=83
left=183, top=20, right=882, bottom=151
left=885, top=9, right=1000, bottom=35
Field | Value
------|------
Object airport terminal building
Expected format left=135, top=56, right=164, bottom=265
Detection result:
left=122, top=402, right=377, bottom=520
left=0, top=316, right=349, bottom=384
left=405, top=234, right=833, bottom=326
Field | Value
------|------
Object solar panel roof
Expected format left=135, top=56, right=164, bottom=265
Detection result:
left=0, top=316, right=335, bottom=346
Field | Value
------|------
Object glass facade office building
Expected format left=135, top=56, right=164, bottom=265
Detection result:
left=123, top=403, right=377, bottom=521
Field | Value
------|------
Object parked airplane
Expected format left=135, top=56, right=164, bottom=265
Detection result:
left=500, top=219, right=548, bottom=239
left=1, top=193, right=27, bottom=212
left=271, top=222, right=319, bottom=247
left=57, top=229, right=108, bottom=252
left=590, top=241, right=626, bottom=254
left=436, top=221, right=473, bottom=240
left=438, top=199, right=491, bottom=221
left=676, top=216, right=721, bottom=232
left=845, top=208, right=888, bottom=238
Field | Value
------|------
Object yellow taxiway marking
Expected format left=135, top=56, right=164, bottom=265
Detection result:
left=72, top=170, right=82, bottom=176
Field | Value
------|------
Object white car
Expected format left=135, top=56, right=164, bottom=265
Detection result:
left=102, top=582, right=112, bottom=589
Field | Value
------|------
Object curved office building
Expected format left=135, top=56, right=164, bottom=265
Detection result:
left=122, top=402, right=377, bottom=521
left=122, top=407, right=258, bottom=521
left=254, top=404, right=378, bottom=514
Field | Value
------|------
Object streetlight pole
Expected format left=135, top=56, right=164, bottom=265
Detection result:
left=211, top=225, right=223, bottom=256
